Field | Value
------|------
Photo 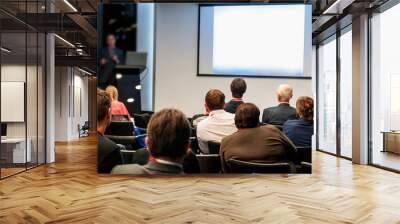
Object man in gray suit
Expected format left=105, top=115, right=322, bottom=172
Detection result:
left=262, top=84, right=298, bottom=126
left=112, top=108, right=191, bottom=175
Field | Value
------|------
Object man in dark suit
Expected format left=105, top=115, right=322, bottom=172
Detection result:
left=98, top=34, right=124, bottom=89
left=262, top=84, right=297, bottom=126
left=97, top=89, right=123, bottom=173
left=111, top=108, right=192, bottom=175
left=224, top=78, right=246, bottom=114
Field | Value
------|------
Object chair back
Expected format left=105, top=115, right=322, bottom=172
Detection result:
left=196, top=154, right=221, bottom=173
left=120, top=148, right=150, bottom=165
left=227, top=159, right=292, bottom=173
left=112, top=115, right=130, bottom=122
left=190, top=137, right=200, bottom=154
left=207, top=141, right=221, bottom=154
left=296, top=146, right=311, bottom=163
left=105, top=121, right=134, bottom=136
left=133, top=113, right=152, bottom=128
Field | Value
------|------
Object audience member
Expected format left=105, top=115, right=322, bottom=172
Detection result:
left=112, top=109, right=191, bottom=175
left=220, top=103, right=297, bottom=172
left=97, top=89, right=123, bottom=173
left=262, top=84, right=297, bottom=126
left=105, top=85, right=130, bottom=117
left=197, top=89, right=237, bottom=154
left=283, top=96, right=314, bottom=147
left=224, top=78, right=246, bottom=114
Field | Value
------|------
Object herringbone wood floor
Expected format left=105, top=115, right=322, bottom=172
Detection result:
left=0, top=136, right=400, bottom=224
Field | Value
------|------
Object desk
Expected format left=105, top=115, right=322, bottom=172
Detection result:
left=1, top=138, right=31, bottom=163
left=382, top=131, right=400, bottom=154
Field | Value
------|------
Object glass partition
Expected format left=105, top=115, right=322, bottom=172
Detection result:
left=317, top=35, right=337, bottom=154
left=370, top=3, right=400, bottom=171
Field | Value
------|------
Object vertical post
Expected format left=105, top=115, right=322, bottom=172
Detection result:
left=46, top=1, right=55, bottom=163
left=352, top=14, right=369, bottom=164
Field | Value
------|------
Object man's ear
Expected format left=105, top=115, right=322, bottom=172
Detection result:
left=205, top=103, right=210, bottom=113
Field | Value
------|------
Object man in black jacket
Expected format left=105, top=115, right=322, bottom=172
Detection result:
left=97, top=89, right=123, bottom=173
left=98, top=34, right=124, bottom=89
left=262, top=84, right=297, bottom=126
left=224, top=78, right=246, bottom=114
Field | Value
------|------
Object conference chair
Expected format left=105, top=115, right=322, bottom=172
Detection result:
left=112, top=115, right=130, bottom=122
left=207, top=141, right=221, bottom=154
left=296, top=146, right=312, bottom=163
left=226, top=159, right=293, bottom=174
left=133, top=113, right=152, bottom=128
left=78, top=121, right=90, bottom=138
left=119, top=148, right=150, bottom=165
left=190, top=137, right=200, bottom=154
left=105, top=121, right=143, bottom=150
left=196, top=154, right=221, bottom=173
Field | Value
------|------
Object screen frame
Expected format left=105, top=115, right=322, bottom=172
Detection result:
left=196, top=3, right=312, bottom=79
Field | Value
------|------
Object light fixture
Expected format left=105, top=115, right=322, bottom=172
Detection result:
left=54, top=34, right=75, bottom=48
left=1, top=47, right=11, bottom=53
left=127, top=98, right=135, bottom=103
left=116, top=73, right=123, bottom=79
left=63, top=0, right=78, bottom=12
left=135, top=85, right=142, bottom=90
left=78, top=67, right=92, bottom=76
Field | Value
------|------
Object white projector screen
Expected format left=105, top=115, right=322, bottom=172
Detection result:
left=198, top=4, right=312, bottom=78
left=1, top=82, right=25, bottom=122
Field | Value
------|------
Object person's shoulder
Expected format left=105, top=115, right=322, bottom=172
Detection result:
left=111, top=164, right=147, bottom=175
left=261, top=124, right=280, bottom=132
left=284, top=119, right=299, bottom=126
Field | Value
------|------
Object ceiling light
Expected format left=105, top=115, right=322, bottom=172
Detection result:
left=127, top=98, right=135, bottom=103
left=116, top=74, right=123, bottom=79
left=1, top=47, right=11, bottom=53
left=63, top=0, right=78, bottom=12
left=54, top=34, right=75, bottom=48
left=135, top=85, right=142, bottom=90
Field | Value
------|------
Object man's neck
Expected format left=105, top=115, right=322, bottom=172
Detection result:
left=231, top=97, right=242, bottom=101
left=278, top=101, right=290, bottom=105
left=97, top=123, right=107, bottom=135
left=154, top=156, right=183, bottom=166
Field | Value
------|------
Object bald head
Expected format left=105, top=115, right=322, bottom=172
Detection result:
left=277, top=84, right=293, bottom=103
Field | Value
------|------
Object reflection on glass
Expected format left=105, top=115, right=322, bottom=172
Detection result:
left=371, top=3, right=400, bottom=171
left=318, top=37, right=337, bottom=154
left=340, top=29, right=352, bottom=158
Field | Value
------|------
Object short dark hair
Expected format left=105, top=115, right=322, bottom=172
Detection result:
left=231, top=78, right=247, bottom=98
left=97, top=89, right=111, bottom=123
left=235, top=103, right=260, bottom=129
left=296, top=96, right=314, bottom=122
left=205, top=89, right=225, bottom=111
left=147, top=108, right=191, bottom=159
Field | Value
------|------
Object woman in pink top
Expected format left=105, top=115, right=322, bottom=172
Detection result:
left=105, top=85, right=130, bottom=117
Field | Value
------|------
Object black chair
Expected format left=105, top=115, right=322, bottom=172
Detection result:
left=119, top=148, right=150, bottom=165
left=226, top=159, right=293, bottom=174
left=196, top=154, right=221, bottom=173
left=207, top=141, right=221, bottom=154
left=296, top=146, right=312, bottom=163
left=133, top=113, right=152, bottom=128
left=112, top=115, right=130, bottom=122
left=78, top=121, right=90, bottom=138
left=105, top=121, right=134, bottom=136
left=190, top=137, right=200, bottom=154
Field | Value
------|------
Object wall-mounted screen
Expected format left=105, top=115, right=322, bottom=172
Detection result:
left=198, top=4, right=312, bottom=78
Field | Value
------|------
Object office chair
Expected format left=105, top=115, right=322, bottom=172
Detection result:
left=196, top=154, right=221, bottom=173
left=105, top=121, right=142, bottom=150
left=78, top=121, right=90, bottom=138
left=112, top=115, right=130, bottom=122
left=133, top=113, right=152, bottom=128
left=119, top=148, right=150, bottom=165
left=296, top=161, right=312, bottom=174
left=296, top=146, right=312, bottom=163
left=207, top=141, right=221, bottom=154
left=226, top=159, right=293, bottom=174
left=190, top=137, right=200, bottom=154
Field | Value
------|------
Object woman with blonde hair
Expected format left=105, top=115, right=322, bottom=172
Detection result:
left=105, top=85, right=130, bottom=117
left=283, top=96, right=314, bottom=147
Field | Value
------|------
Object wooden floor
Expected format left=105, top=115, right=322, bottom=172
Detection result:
left=1, top=136, right=400, bottom=223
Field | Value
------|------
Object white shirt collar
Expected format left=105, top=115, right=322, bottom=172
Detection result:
left=209, top=109, right=226, bottom=116
left=154, top=158, right=183, bottom=169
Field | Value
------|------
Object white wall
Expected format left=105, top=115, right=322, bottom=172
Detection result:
left=154, top=4, right=312, bottom=117
left=137, top=4, right=155, bottom=112
left=54, top=67, right=89, bottom=141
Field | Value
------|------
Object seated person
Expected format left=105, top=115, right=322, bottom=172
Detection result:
left=224, top=78, right=246, bottom=114
left=105, top=85, right=130, bottom=117
left=197, top=89, right=237, bottom=154
left=220, top=103, right=297, bottom=173
left=262, top=84, right=298, bottom=126
left=111, top=108, right=192, bottom=175
left=283, top=96, right=314, bottom=147
left=97, top=89, right=123, bottom=173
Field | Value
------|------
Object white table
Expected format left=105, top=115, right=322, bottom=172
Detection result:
left=1, top=138, right=31, bottom=163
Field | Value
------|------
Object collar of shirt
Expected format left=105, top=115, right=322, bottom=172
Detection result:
left=154, top=158, right=183, bottom=169
left=209, top=109, right=226, bottom=116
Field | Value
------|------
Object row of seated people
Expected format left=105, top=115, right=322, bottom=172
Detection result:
left=97, top=80, right=313, bottom=174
